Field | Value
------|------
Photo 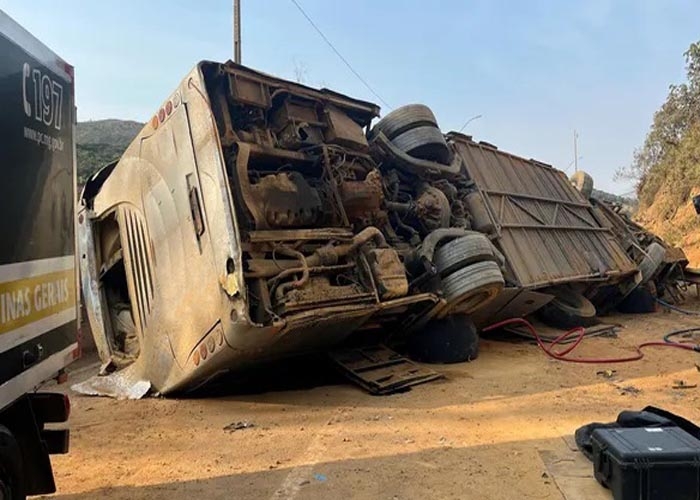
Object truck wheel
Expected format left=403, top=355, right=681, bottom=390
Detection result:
left=371, top=104, right=439, bottom=140
left=0, top=425, right=25, bottom=500
left=407, top=314, right=479, bottom=363
left=441, top=260, right=504, bottom=314
left=538, top=288, right=598, bottom=329
left=638, top=242, right=666, bottom=284
left=617, top=282, right=658, bottom=314
left=434, top=233, right=498, bottom=277
left=390, top=126, right=451, bottom=165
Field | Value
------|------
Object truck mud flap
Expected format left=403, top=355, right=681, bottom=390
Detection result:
left=328, top=345, right=443, bottom=395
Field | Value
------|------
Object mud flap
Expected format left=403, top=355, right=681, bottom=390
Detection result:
left=329, top=345, right=443, bottom=395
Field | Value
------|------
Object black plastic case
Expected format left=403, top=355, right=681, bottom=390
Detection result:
left=591, top=426, right=700, bottom=499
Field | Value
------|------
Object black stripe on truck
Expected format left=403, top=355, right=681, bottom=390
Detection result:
left=0, top=321, right=76, bottom=386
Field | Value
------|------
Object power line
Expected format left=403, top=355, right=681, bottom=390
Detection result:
left=289, top=0, right=392, bottom=110
left=459, top=114, right=482, bottom=133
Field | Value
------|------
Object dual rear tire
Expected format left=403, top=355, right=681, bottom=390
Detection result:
left=372, top=104, right=451, bottom=165
left=434, top=234, right=504, bottom=314
left=407, top=234, right=505, bottom=364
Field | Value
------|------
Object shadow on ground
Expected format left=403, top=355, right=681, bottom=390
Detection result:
left=41, top=437, right=609, bottom=500
left=185, top=354, right=348, bottom=398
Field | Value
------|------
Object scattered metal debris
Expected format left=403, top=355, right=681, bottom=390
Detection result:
left=71, top=365, right=151, bottom=400
left=672, top=380, right=697, bottom=390
left=329, top=345, right=443, bottom=395
left=617, top=385, right=642, bottom=396
left=223, top=421, right=256, bottom=432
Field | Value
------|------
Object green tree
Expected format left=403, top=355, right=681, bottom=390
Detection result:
left=618, top=42, right=700, bottom=208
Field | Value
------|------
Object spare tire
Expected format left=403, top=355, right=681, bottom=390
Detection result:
left=391, top=126, right=451, bottom=165
left=441, top=260, right=504, bottom=314
left=434, top=233, right=498, bottom=277
left=372, top=104, right=439, bottom=140
left=570, top=171, right=594, bottom=199
left=407, top=314, right=479, bottom=364
left=538, top=288, right=598, bottom=329
left=638, top=242, right=666, bottom=284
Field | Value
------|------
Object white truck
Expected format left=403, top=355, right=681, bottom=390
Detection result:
left=0, top=10, right=79, bottom=499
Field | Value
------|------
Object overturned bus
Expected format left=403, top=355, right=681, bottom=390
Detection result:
left=79, top=61, right=637, bottom=395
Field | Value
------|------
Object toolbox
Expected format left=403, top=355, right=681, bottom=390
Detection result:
left=591, top=426, right=700, bottom=499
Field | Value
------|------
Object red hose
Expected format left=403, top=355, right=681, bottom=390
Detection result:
left=482, top=317, right=697, bottom=364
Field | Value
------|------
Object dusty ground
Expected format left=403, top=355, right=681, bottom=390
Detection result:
left=39, top=298, right=700, bottom=500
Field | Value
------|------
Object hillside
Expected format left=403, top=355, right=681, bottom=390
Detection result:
left=624, top=42, right=700, bottom=266
left=76, top=119, right=142, bottom=146
left=76, top=119, right=143, bottom=185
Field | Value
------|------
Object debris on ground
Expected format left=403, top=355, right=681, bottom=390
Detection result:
left=672, top=380, right=697, bottom=389
left=596, top=369, right=617, bottom=379
left=223, top=421, right=256, bottom=432
left=617, top=385, right=642, bottom=396
left=329, top=346, right=442, bottom=395
left=71, top=368, right=151, bottom=400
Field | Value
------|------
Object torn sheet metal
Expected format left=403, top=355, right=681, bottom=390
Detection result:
left=71, top=364, right=151, bottom=400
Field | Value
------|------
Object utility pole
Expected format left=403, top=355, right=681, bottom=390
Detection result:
left=573, top=129, right=579, bottom=173
left=233, top=0, right=242, bottom=63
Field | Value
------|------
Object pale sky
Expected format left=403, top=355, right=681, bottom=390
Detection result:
left=3, top=0, right=699, bottom=195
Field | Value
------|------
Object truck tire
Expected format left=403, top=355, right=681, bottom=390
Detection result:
left=407, top=314, right=479, bottom=363
left=390, top=126, right=451, bottom=165
left=441, top=260, right=504, bottom=314
left=538, top=288, right=598, bottom=329
left=617, top=282, right=658, bottom=314
left=434, top=233, right=498, bottom=277
left=0, top=425, right=25, bottom=500
left=372, top=104, right=439, bottom=140
left=638, top=242, right=666, bottom=284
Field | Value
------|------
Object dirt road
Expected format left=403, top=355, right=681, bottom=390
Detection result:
left=40, top=302, right=700, bottom=500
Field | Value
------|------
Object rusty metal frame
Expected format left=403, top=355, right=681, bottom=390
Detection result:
left=452, top=136, right=637, bottom=289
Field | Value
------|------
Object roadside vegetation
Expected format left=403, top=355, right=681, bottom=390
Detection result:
left=618, top=42, right=700, bottom=264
